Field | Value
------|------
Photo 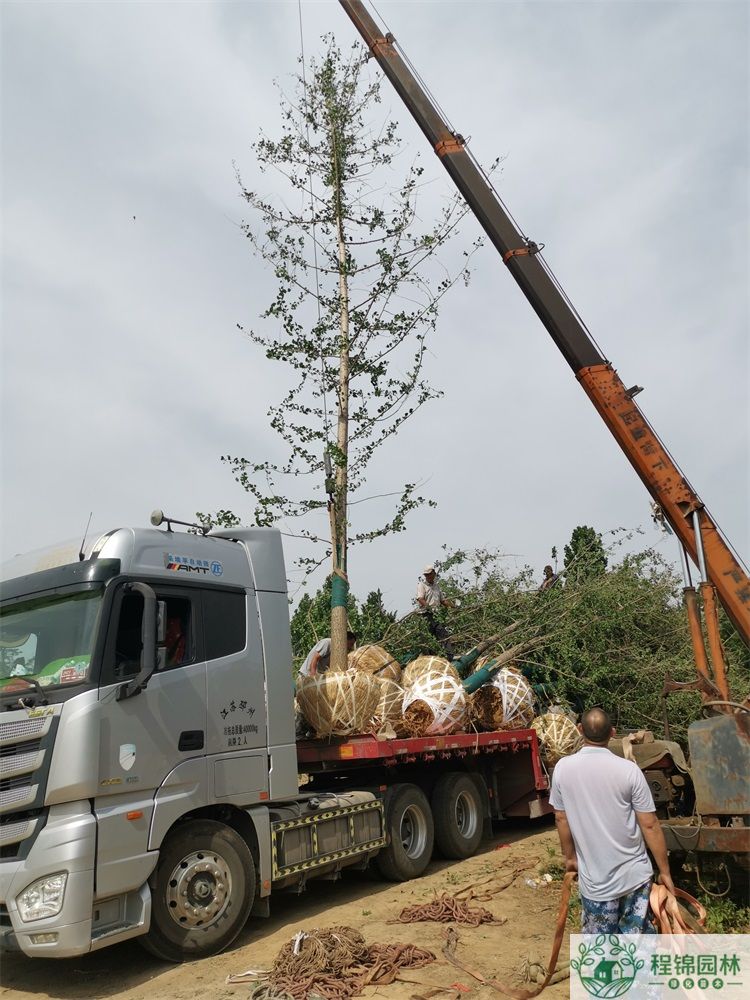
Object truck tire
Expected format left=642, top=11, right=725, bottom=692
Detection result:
left=140, top=819, right=255, bottom=962
left=432, top=772, right=483, bottom=859
left=376, top=783, right=434, bottom=882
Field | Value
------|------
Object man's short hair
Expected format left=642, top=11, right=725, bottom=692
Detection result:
left=580, top=707, right=613, bottom=743
left=346, top=630, right=357, bottom=643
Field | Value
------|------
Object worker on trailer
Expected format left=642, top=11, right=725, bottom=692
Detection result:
left=550, top=707, right=675, bottom=934
left=299, top=630, right=358, bottom=678
left=538, top=565, right=560, bottom=592
left=416, top=565, right=455, bottom=657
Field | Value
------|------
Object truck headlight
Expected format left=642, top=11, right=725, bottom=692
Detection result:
left=16, top=873, right=68, bottom=922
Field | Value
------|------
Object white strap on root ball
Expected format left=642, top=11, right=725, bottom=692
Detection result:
left=401, top=668, right=469, bottom=736
left=531, top=712, right=582, bottom=764
left=372, top=676, right=404, bottom=725
left=471, top=667, right=536, bottom=731
left=402, top=654, right=460, bottom=688
left=296, top=670, right=381, bottom=738
left=348, top=644, right=402, bottom=683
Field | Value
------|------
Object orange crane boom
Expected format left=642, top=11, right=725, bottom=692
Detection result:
left=339, top=0, right=749, bottom=652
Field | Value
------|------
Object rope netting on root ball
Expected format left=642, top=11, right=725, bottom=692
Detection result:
left=402, top=655, right=460, bottom=688
left=348, top=644, right=402, bottom=683
left=471, top=667, right=535, bottom=732
left=371, top=676, right=405, bottom=733
left=401, top=668, right=469, bottom=736
left=531, top=712, right=582, bottom=765
left=236, top=926, right=436, bottom=1000
left=296, top=672, right=380, bottom=738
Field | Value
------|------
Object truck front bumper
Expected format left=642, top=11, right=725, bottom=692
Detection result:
left=0, top=801, right=96, bottom=958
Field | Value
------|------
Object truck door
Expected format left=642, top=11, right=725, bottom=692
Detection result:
left=94, top=582, right=208, bottom=896
left=202, top=587, right=269, bottom=798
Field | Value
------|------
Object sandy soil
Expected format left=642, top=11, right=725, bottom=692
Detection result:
left=1, top=820, right=573, bottom=1000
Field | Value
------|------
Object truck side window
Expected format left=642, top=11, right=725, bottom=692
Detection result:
left=114, top=593, right=195, bottom=678
left=202, top=590, right=246, bottom=660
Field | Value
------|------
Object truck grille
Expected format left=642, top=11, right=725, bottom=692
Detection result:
left=0, top=711, right=57, bottom=851
left=0, top=716, right=51, bottom=744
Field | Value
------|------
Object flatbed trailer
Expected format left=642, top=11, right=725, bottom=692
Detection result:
left=298, top=728, right=551, bottom=822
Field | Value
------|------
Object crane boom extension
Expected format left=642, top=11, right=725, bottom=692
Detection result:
left=339, top=0, right=750, bottom=645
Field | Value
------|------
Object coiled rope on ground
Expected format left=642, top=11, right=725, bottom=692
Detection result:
left=391, top=892, right=499, bottom=926
left=243, top=926, right=435, bottom=1000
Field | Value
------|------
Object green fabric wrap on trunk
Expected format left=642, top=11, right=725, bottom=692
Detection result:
left=331, top=574, right=349, bottom=609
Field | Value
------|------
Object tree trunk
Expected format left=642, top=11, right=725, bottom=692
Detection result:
left=328, top=128, right=351, bottom=674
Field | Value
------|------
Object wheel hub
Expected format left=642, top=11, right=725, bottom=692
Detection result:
left=165, top=851, right=232, bottom=928
left=400, top=804, right=427, bottom=859
left=455, top=790, right=478, bottom=838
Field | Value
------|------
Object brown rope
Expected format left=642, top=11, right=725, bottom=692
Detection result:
left=441, top=871, right=577, bottom=1000
left=390, top=892, right=501, bottom=926
left=265, top=926, right=435, bottom=1000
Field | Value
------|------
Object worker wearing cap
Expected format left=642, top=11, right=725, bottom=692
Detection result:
left=416, top=566, right=446, bottom=612
left=416, top=565, right=455, bottom=657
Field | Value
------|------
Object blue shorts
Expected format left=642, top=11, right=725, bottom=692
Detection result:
left=580, top=879, right=656, bottom=934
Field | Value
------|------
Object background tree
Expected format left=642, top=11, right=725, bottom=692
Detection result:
left=563, top=524, right=608, bottom=583
left=207, top=38, right=477, bottom=670
left=289, top=580, right=397, bottom=674
left=367, top=532, right=748, bottom=743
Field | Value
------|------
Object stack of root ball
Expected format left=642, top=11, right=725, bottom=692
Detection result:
left=296, top=641, right=578, bottom=768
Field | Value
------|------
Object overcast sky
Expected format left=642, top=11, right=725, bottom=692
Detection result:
left=1, top=0, right=748, bottom=614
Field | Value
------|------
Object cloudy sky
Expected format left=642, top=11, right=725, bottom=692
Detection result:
left=2, top=0, right=747, bottom=614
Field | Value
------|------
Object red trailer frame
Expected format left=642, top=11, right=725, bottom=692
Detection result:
left=298, top=728, right=550, bottom=822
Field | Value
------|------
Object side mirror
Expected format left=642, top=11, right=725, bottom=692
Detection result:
left=117, top=583, right=158, bottom=700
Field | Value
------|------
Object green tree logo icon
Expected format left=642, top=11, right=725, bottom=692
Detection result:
left=571, top=936, right=644, bottom=998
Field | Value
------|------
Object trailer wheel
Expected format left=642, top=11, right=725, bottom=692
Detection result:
left=376, top=784, right=434, bottom=882
left=432, top=773, right=483, bottom=859
left=140, top=819, right=255, bottom=962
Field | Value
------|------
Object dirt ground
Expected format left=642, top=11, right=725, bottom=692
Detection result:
left=1, top=820, right=573, bottom=1000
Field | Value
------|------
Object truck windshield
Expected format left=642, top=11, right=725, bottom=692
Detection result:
left=0, top=588, right=103, bottom=692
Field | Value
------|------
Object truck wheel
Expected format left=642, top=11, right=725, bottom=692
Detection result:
left=376, top=784, right=434, bottom=882
left=140, top=819, right=255, bottom=962
left=432, top=773, right=483, bottom=859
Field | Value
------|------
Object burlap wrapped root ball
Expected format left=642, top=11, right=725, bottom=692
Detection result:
left=371, top=676, right=405, bottom=734
left=348, top=643, right=401, bottom=683
left=532, top=712, right=582, bottom=765
left=296, top=670, right=380, bottom=738
left=402, top=655, right=460, bottom=688
left=471, top=667, right=536, bottom=732
left=401, top=668, right=469, bottom=737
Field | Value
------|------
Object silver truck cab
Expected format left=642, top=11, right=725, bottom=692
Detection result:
left=0, top=525, right=298, bottom=958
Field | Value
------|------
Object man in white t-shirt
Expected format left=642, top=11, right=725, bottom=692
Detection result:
left=298, top=631, right=357, bottom=678
left=549, top=707, right=675, bottom=934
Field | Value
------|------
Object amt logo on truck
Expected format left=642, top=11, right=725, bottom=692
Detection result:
left=165, top=553, right=222, bottom=576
